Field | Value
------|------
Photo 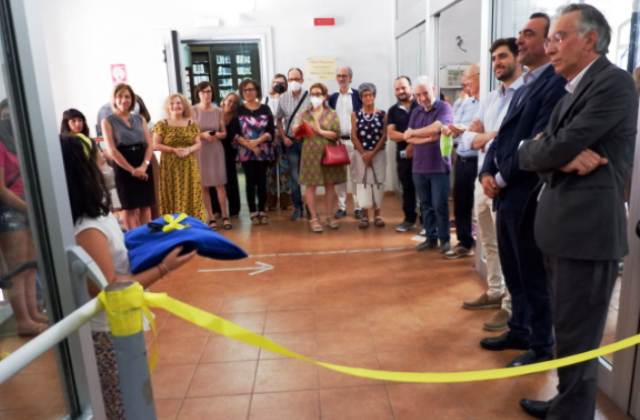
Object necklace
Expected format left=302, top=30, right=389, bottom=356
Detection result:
left=361, top=110, right=376, bottom=122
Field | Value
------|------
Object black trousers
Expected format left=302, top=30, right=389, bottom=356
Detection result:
left=397, top=158, right=417, bottom=224
left=545, top=257, right=618, bottom=420
left=212, top=154, right=241, bottom=217
left=496, top=208, right=553, bottom=354
left=241, top=160, right=268, bottom=213
left=453, top=156, right=477, bottom=248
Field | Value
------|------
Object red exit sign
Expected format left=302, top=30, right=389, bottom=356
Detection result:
left=314, top=17, right=335, bottom=26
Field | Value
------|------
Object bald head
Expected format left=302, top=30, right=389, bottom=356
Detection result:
left=461, top=64, right=480, bottom=98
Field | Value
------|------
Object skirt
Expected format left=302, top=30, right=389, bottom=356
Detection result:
left=114, top=143, right=156, bottom=210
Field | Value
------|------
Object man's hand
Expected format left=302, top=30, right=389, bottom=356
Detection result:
left=283, top=137, right=294, bottom=147
left=403, top=128, right=413, bottom=141
left=447, top=124, right=465, bottom=137
left=405, top=144, right=413, bottom=159
left=560, top=149, right=608, bottom=176
left=469, top=119, right=484, bottom=133
left=480, top=174, right=500, bottom=198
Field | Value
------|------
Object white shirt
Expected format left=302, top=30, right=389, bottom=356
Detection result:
left=461, top=75, right=524, bottom=172
left=75, top=213, right=130, bottom=331
left=565, top=58, right=598, bottom=94
left=336, top=90, right=353, bottom=137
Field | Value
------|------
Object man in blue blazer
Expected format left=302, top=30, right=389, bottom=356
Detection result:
left=478, top=13, right=566, bottom=368
left=518, top=5, right=637, bottom=418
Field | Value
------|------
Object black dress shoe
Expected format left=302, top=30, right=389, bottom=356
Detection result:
left=520, top=399, right=550, bottom=418
left=507, top=349, right=552, bottom=367
left=480, top=331, right=530, bottom=351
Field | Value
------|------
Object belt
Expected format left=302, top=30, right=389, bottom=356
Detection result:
left=340, top=135, right=351, bottom=140
left=457, top=155, right=478, bottom=163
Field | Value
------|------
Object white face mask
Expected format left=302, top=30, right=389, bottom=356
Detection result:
left=289, top=81, right=302, bottom=92
left=310, top=96, right=323, bottom=108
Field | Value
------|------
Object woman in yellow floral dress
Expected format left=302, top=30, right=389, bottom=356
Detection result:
left=153, top=93, right=206, bottom=221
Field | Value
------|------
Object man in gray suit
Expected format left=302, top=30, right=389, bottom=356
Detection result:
left=517, top=4, right=637, bottom=419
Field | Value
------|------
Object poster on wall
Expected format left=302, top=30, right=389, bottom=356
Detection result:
left=111, top=64, right=128, bottom=84
left=305, top=57, right=337, bottom=81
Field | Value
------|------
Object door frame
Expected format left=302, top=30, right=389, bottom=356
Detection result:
left=2, top=0, right=105, bottom=417
left=165, top=26, right=274, bottom=100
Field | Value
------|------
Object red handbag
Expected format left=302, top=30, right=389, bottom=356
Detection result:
left=322, top=142, right=350, bottom=166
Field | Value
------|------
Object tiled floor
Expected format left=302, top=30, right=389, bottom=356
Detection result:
left=145, top=195, right=631, bottom=420
left=0, top=194, right=633, bottom=419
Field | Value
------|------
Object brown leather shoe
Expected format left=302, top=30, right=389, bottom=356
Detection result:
left=483, top=308, right=510, bottom=331
left=462, top=293, right=503, bottom=310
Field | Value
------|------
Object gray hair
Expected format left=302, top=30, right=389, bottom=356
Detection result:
left=414, top=75, right=434, bottom=90
left=358, top=82, right=377, bottom=97
left=337, top=66, right=353, bottom=78
left=560, top=3, right=611, bottom=54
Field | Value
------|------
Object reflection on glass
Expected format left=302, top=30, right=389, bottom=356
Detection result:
left=236, top=54, right=251, bottom=64
left=192, top=63, right=207, bottom=74
left=218, top=78, right=233, bottom=87
left=0, top=80, right=65, bottom=418
left=216, top=55, right=231, bottom=65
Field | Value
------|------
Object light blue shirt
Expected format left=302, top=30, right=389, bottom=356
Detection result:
left=460, top=75, right=524, bottom=173
left=453, top=96, right=480, bottom=158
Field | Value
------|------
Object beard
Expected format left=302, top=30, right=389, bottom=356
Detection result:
left=396, top=93, right=410, bottom=102
left=496, top=65, right=516, bottom=82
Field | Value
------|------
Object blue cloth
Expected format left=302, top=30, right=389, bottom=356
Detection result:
left=125, top=214, right=247, bottom=273
left=413, top=172, right=450, bottom=243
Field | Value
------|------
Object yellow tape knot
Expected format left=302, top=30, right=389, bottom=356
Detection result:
left=162, top=213, right=189, bottom=233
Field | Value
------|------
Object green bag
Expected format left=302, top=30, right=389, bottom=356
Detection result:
left=440, top=133, right=453, bottom=158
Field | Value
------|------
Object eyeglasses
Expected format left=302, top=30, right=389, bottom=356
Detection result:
left=243, top=87, right=257, bottom=92
left=544, top=30, right=578, bottom=48
left=200, top=89, right=213, bottom=94
left=336, top=74, right=349, bottom=78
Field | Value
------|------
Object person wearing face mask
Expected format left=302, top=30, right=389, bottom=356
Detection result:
left=264, top=73, right=292, bottom=211
left=101, top=84, right=156, bottom=229
left=329, top=66, right=363, bottom=220
left=275, top=68, right=310, bottom=221
left=153, top=93, right=206, bottom=221
left=292, top=83, right=346, bottom=233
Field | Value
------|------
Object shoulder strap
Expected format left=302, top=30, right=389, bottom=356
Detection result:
left=286, top=91, right=309, bottom=137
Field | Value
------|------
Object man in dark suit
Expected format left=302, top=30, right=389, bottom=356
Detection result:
left=478, top=13, right=567, bottom=368
left=517, top=4, right=637, bottom=419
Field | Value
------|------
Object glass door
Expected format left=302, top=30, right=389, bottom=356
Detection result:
left=0, top=0, right=104, bottom=417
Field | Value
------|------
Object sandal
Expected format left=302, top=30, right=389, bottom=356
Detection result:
left=358, top=218, right=370, bottom=229
left=310, top=218, right=323, bottom=233
left=208, top=220, right=218, bottom=230
left=222, top=217, right=232, bottom=230
left=374, top=216, right=385, bottom=227
left=250, top=214, right=260, bottom=226
left=325, top=217, right=340, bottom=230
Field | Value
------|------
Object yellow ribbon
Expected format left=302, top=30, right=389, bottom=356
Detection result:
left=161, top=213, right=189, bottom=233
left=99, top=283, right=640, bottom=383
left=98, top=283, right=158, bottom=370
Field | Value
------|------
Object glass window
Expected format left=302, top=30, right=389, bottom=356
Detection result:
left=236, top=54, right=251, bottom=64
left=0, top=29, right=67, bottom=420
left=216, top=55, right=231, bottom=65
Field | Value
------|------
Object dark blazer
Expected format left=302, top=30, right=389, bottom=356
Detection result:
left=518, top=56, right=637, bottom=261
left=481, top=65, right=567, bottom=212
left=328, top=88, right=363, bottom=112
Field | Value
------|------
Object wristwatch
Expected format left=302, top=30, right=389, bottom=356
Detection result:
left=144, top=160, right=151, bottom=165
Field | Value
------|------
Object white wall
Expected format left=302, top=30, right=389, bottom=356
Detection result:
left=36, top=0, right=394, bottom=134
left=438, top=0, right=482, bottom=66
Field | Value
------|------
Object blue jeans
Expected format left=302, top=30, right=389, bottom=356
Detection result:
left=413, top=172, right=450, bottom=243
left=285, top=142, right=303, bottom=210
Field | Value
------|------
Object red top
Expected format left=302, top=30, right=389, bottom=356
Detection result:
left=0, top=141, right=24, bottom=198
